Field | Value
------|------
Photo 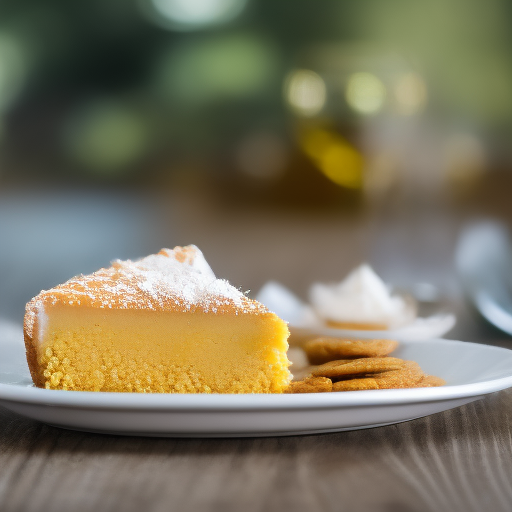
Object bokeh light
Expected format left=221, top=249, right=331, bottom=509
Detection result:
left=394, top=72, right=427, bottom=115
left=142, top=0, right=247, bottom=31
left=63, top=101, right=150, bottom=176
left=285, top=69, right=326, bottom=117
left=345, top=72, right=386, bottom=115
left=300, top=128, right=363, bottom=189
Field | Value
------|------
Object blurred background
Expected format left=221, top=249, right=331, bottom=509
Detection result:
left=1, top=0, right=512, bottom=340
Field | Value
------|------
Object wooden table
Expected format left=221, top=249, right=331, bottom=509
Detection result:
left=2, top=387, right=512, bottom=512
left=1, top=192, right=512, bottom=512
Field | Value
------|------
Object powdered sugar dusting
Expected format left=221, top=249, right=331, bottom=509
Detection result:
left=123, top=245, right=244, bottom=308
left=30, top=245, right=265, bottom=315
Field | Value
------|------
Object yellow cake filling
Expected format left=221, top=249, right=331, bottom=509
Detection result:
left=36, top=305, right=290, bottom=393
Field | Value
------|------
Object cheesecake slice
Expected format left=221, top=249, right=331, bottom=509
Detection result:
left=24, top=246, right=291, bottom=393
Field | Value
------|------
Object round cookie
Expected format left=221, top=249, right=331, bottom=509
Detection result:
left=332, top=361, right=425, bottom=391
left=310, top=357, right=405, bottom=379
left=303, top=337, right=399, bottom=365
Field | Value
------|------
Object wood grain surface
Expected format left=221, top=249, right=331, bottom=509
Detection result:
left=1, top=389, right=512, bottom=512
left=2, top=193, right=512, bottom=512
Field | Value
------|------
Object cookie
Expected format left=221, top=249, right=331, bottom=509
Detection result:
left=309, top=357, right=405, bottom=379
left=332, top=361, right=426, bottom=391
left=303, top=338, right=398, bottom=365
left=285, top=376, right=333, bottom=393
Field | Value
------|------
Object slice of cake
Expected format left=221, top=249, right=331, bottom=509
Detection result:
left=24, top=246, right=291, bottom=393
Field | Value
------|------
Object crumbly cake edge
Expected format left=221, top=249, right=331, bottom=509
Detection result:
left=23, top=299, right=44, bottom=388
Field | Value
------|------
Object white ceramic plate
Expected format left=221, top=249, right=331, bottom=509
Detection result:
left=1, top=325, right=511, bottom=437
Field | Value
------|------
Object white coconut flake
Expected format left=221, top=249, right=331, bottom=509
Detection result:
left=115, top=245, right=244, bottom=308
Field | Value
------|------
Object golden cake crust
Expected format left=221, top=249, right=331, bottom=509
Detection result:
left=23, top=304, right=41, bottom=387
